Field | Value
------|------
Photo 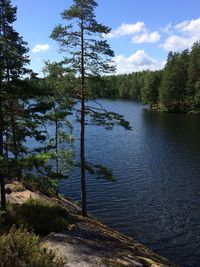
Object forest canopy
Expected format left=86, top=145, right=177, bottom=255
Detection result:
left=91, top=42, right=200, bottom=114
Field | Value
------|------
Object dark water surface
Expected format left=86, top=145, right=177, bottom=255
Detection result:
left=60, top=99, right=200, bottom=267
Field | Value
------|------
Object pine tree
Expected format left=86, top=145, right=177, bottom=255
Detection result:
left=42, top=61, right=75, bottom=193
left=141, top=71, right=162, bottom=108
left=51, top=0, right=130, bottom=216
left=0, top=0, right=29, bottom=209
left=186, top=41, right=200, bottom=110
left=0, top=0, right=47, bottom=209
left=159, top=51, right=189, bottom=112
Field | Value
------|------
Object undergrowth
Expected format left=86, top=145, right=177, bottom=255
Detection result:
left=0, top=227, right=64, bottom=267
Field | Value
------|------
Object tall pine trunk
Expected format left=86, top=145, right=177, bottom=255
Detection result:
left=55, top=116, right=59, bottom=196
left=55, top=119, right=59, bottom=174
left=80, top=2, right=87, bottom=217
left=0, top=0, right=6, bottom=210
left=0, top=96, right=6, bottom=210
left=51, top=0, right=118, bottom=217
left=10, top=101, right=21, bottom=181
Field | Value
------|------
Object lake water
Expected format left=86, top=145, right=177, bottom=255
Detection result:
left=59, top=99, right=200, bottom=267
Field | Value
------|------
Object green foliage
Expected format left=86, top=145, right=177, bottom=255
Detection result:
left=0, top=204, right=18, bottom=234
left=85, top=162, right=116, bottom=181
left=141, top=70, right=162, bottom=106
left=42, top=61, right=75, bottom=192
left=51, top=0, right=131, bottom=217
left=0, top=210, right=7, bottom=234
left=51, top=0, right=115, bottom=77
left=186, top=41, right=200, bottom=109
left=86, top=106, right=132, bottom=130
left=93, top=41, right=200, bottom=114
left=159, top=50, right=189, bottom=112
left=194, top=81, right=200, bottom=108
left=15, top=199, right=69, bottom=236
left=0, top=227, right=64, bottom=267
left=23, top=178, right=57, bottom=197
left=88, top=40, right=200, bottom=114
left=4, top=182, right=24, bottom=193
left=20, top=151, right=68, bottom=195
left=0, top=0, right=32, bottom=208
left=89, top=72, right=147, bottom=100
left=0, top=1, right=75, bottom=211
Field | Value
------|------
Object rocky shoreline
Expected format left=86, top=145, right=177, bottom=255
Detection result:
left=6, top=183, right=178, bottom=267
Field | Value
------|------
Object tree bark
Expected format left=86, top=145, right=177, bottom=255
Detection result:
left=55, top=116, right=59, bottom=174
left=0, top=97, right=6, bottom=210
left=10, top=101, right=21, bottom=181
left=0, top=0, right=7, bottom=209
left=0, top=176, right=6, bottom=210
left=55, top=115, right=59, bottom=196
left=80, top=1, right=87, bottom=217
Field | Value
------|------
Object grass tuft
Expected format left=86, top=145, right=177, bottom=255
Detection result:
left=15, top=198, right=69, bottom=236
left=0, top=227, right=64, bottom=267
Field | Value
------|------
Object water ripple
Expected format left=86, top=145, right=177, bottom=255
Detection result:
left=61, top=100, right=200, bottom=267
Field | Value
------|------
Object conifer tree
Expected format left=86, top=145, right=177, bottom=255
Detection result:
left=0, top=0, right=29, bottom=208
left=43, top=61, right=75, bottom=193
left=186, top=41, right=200, bottom=110
left=51, top=0, right=130, bottom=216
left=0, top=0, right=50, bottom=208
left=141, top=71, right=162, bottom=108
left=159, top=50, right=189, bottom=112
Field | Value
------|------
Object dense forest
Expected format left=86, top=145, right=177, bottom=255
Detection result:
left=92, top=43, right=200, bottom=113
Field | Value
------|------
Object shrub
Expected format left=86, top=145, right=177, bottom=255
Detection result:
left=0, top=227, right=64, bottom=267
left=7, top=182, right=25, bottom=193
left=23, top=179, right=56, bottom=197
left=0, top=207, right=17, bottom=235
left=23, top=177, right=59, bottom=197
left=0, top=211, right=7, bottom=235
left=15, top=199, right=69, bottom=236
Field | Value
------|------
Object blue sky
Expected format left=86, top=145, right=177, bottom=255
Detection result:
left=12, top=0, right=200, bottom=75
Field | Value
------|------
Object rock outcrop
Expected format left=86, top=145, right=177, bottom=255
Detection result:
left=6, top=183, right=178, bottom=267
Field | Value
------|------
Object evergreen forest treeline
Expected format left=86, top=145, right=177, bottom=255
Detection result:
left=92, top=42, right=200, bottom=113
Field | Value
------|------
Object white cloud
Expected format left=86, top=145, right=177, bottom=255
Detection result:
left=161, top=17, right=200, bottom=52
left=175, top=21, right=189, bottom=31
left=113, top=50, right=157, bottom=74
left=132, top=31, right=160, bottom=43
left=104, top=22, right=161, bottom=45
left=104, top=22, right=145, bottom=38
left=176, top=18, right=200, bottom=36
left=162, top=23, right=173, bottom=34
left=161, top=35, right=195, bottom=52
left=32, top=44, right=50, bottom=53
left=161, top=34, right=198, bottom=52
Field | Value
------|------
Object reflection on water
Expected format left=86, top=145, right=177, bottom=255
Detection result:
left=60, top=100, right=200, bottom=267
